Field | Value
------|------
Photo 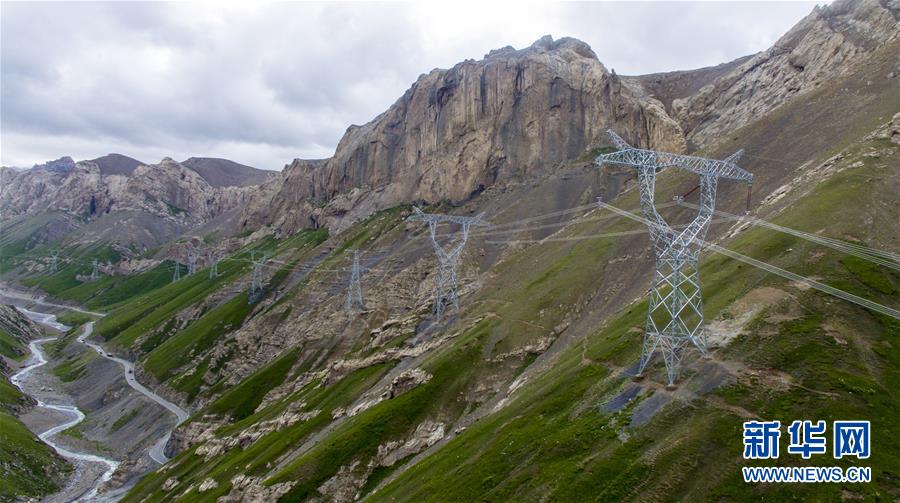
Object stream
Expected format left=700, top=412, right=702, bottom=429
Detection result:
left=5, top=292, right=190, bottom=501
left=10, top=334, right=119, bottom=502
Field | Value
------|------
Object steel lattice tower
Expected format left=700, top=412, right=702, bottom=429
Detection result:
left=595, top=130, right=752, bottom=386
left=172, top=262, right=181, bottom=282
left=188, top=252, right=199, bottom=275
left=345, top=249, right=365, bottom=313
left=90, top=258, right=99, bottom=281
left=249, top=254, right=267, bottom=304
left=409, top=207, right=488, bottom=321
left=50, top=250, right=60, bottom=273
left=209, top=252, right=220, bottom=279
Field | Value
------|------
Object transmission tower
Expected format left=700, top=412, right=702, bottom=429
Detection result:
left=50, top=250, right=60, bottom=273
left=208, top=252, right=220, bottom=279
left=248, top=254, right=267, bottom=304
left=595, top=130, right=752, bottom=386
left=345, top=250, right=365, bottom=313
left=90, top=258, right=99, bottom=282
left=172, top=262, right=181, bottom=282
left=408, top=207, right=488, bottom=321
left=188, top=252, right=198, bottom=275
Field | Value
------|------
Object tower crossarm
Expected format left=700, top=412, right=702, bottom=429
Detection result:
left=594, top=130, right=752, bottom=183
left=409, top=207, right=489, bottom=227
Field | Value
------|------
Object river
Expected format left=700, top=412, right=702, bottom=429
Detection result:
left=11, top=332, right=119, bottom=502
left=5, top=291, right=190, bottom=501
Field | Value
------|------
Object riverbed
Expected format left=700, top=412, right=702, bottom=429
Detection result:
left=3, top=289, right=190, bottom=501
left=11, top=327, right=119, bottom=501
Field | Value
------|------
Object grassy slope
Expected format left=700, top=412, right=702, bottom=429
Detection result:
left=113, top=40, right=898, bottom=501
left=121, top=129, right=898, bottom=502
left=0, top=328, right=25, bottom=360
left=0, top=412, right=71, bottom=501
left=371, top=136, right=899, bottom=501
left=125, top=363, right=393, bottom=502
left=0, top=211, right=69, bottom=273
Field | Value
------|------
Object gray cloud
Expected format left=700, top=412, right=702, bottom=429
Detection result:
left=1, top=1, right=821, bottom=170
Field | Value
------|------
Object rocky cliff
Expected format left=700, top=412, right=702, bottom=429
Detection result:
left=241, top=36, right=686, bottom=234
left=0, top=304, right=42, bottom=357
left=0, top=157, right=265, bottom=249
left=243, top=0, right=899, bottom=236
left=669, top=0, right=899, bottom=148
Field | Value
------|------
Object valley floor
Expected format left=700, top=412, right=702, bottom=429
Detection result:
left=1, top=288, right=182, bottom=501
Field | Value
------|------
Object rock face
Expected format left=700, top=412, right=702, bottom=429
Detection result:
left=671, top=0, right=900, bottom=148
left=0, top=304, right=42, bottom=352
left=0, top=157, right=264, bottom=247
left=0, top=304, right=42, bottom=411
left=241, top=35, right=687, bottom=234
left=244, top=1, right=899, bottom=236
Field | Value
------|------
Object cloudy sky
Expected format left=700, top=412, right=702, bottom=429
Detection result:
left=2, top=1, right=822, bottom=171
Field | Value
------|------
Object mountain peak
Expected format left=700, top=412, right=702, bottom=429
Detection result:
left=86, top=152, right=145, bottom=176
left=528, top=35, right=597, bottom=59
left=180, top=157, right=272, bottom=188
left=31, top=156, right=75, bottom=173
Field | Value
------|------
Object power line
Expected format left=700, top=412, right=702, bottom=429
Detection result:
left=679, top=202, right=900, bottom=270
left=597, top=201, right=900, bottom=321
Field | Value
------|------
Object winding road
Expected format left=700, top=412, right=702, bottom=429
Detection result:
left=0, top=288, right=105, bottom=317
left=76, top=321, right=189, bottom=463
left=8, top=289, right=190, bottom=467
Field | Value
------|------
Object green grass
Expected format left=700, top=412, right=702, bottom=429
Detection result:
left=99, top=229, right=326, bottom=350
left=0, top=378, right=25, bottom=411
left=52, top=350, right=96, bottom=382
left=0, top=412, right=70, bottom=501
left=110, top=409, right=140, bottom=432
left=97, top=246, right=268, bottom=347
left=19, top=243, right=123, bottom=300
left=170, top=356, right=212, bottom=402
left=56, top=311, right=95, bottom=327
left=0, top=328, right=26, bottom=359
left=208, top=348, right=300, bottom=421
left=370, top=139, right=900, bottom=501
left=125, top=130, right=898, bottom=501
left=123, top=363, right=392, bottom=502
left=268, top=319, right=495, bottom=501
left=0, top=212, right=66, bottom=273
left=839, top=255, right=897, bottom=295
left=142, top=293, right=253, bottom=382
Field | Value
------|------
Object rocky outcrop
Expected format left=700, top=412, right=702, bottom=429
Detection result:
left=1, top=157, right=256, bottom=224
left=0, top=304, right=43, bottom=412
left=0, top=157, right=264, bottom=249
left=0, top=305, right=43, bottom=349
left=241, top=35, right=687, bottom=235
left=671, top=0, right=900, bottom=148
